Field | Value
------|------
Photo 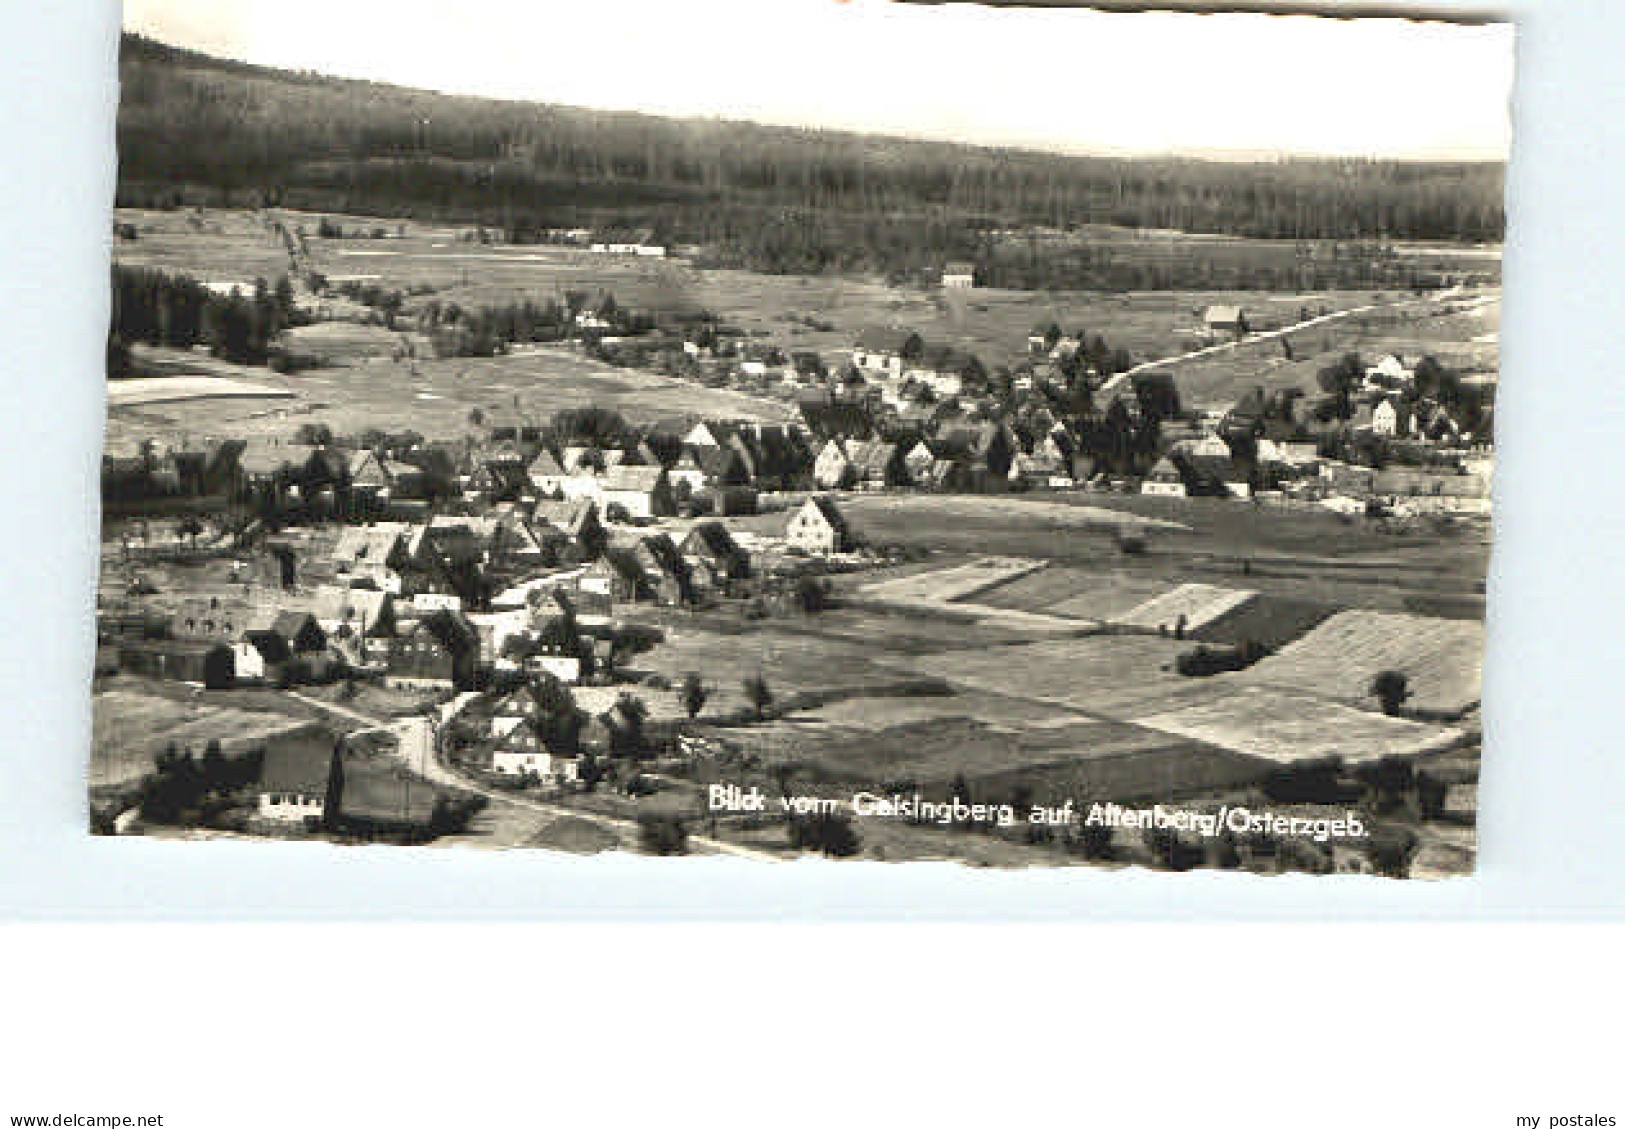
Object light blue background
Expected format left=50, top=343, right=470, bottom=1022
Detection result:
left=2, top=0, right=1618, bottom=921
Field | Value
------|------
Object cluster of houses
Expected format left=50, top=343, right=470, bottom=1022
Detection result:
left=98, top=478, right=863, bottom=695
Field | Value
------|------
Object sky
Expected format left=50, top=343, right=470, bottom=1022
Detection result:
left=121, top=0, right=1515, bottom=160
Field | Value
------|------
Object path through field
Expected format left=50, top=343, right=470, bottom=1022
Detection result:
left=1095, top=286, right=1470, bottom=397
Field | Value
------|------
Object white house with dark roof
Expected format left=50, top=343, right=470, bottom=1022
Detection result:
left=851, top=328, right=923, bottom=379
left=786, top=496, right=856, bottom=554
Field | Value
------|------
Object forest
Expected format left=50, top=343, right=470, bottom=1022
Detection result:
left=117, top=34, right=1506, bottom=288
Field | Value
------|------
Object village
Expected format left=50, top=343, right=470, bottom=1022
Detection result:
left=96, top=253, right=1494, bottom=873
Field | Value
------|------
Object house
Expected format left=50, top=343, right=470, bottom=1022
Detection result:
left=845, top=439, right=903, bottom=491
left=1141, top=456, right=1187, bottom=497
left=1370, top=398, right=1411, bottom=438
left=631, top=534, right=694, bottom=606
left=851, top=328, right=923, bottom=379
left=905, top=345, right=983, bottom=398
left=941, top=263, right=976, bottom=289
left=244, top=611, right=330, bottom=683
left=786, top=496, right=856, bottom=554
left=598, top=466, right=675, bottom=520
left=1365, top=354, right=1413, bottom=389
left=1204, top=305, right=1249, bottom=337
left=1173, top=434, right=1234, bottom=462
left=680, top=522, right=752, bottom=585
left=467, top=460, right=533, bottom=503
left=256, top=732, right=341, bottom=826
left=689, top=445, right=752, bottom=495
left=331, top=523, right=413, bottom=592
left=491, top=737, right=580, bottom=785
left=579, top=551, right=652, bottom=604
left=813, top=439, right=853, bottom=489
left=310, top=586, right=395, bottom=664
left=1256, top=439, right=1319, bottom=468
left=532, top=499, right=604, bottom=555
left=666, top=448, right=709, bottom=498
left=385, top=610, right=480, bottom=690
left=347, top=450, right=393, bottom=501
left=902, top=439, right=939, bottom=485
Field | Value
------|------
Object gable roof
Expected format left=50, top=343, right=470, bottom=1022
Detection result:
left=854, top=327, right=922, bottom=355
left=527, top=448, right=566, bottom=478
left=259, top=732, right=338, bottom=794
left=801, top=495, right=852, bottom=537
left=682, top=521, right=744, bottom=561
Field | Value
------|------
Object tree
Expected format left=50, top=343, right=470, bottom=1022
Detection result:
left=788, top=811, right=862, bottom=858
left=793, top=575, right=833, bottom=615
left=1315, top=353, right=1364, bottom=420
left=1370, top=669, right=1411, bottom=716
left=743, top=673, right=774, bottom=721
left=678, top=672, right=709, bottom=720
left=609, top=693, right=650, bottom=759
left=605, top=624, right=663, bottom=675
left=637, top=812, right=688, bottom=856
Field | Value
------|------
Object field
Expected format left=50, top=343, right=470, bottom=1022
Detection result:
left=1112, top=289, right=1501, bottom=410
left=888, top=633, right=1467, bottom=767
left=110, top=206, right=1459, bottom=390
left=969, top=567, right=1169, bottom=622
left=826, top=493, right=1488, bottom=622
left=1131, top=687, right=1467, bottom=766
left=90, top=684, right=318, bottom=790
left=860, top=557, right=1044, bottom=603
left=103, top=342, right=800, bottom=454
left=1110, top=583, right=1256, bottom=632
left=1240, top=610, right=1485, bottom=716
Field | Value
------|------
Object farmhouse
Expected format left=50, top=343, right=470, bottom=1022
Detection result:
left=786, top=496, right=856, bottom=554
left=579, top=551, right=652, bottom=604
left=257, top=732, right=340, bottom=826
left=845, top=439, right=903, bottom=491
left=852, top=328, right=923, bottom=379
left=598, top=466, right=675, bottom=519
left=680, top=522, right=751, bottom=583
left=1142, top=456, right=1187, bottom=498
left=385, top=610, right=479, bottom=690
left=906, top=345, right=983, bottom=398
left=491, top=738, right=579, bottom=785
left=527, top=449, right=569, bottom=496
left=941, top=262, right=976, bottom=288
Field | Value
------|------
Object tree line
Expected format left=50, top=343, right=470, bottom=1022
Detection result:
left=108, top=265, right=303, bottom=371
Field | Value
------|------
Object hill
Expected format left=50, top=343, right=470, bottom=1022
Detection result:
left=117, top=34, right=1505, bottom=289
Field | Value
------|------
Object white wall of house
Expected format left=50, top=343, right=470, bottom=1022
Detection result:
left=600, top=489, right=655, bottom=519
left=491, top=749, right=579, bottom=783
left=231, top=641, right=266, bottom=682
left=258, top=791, right=324, bottom=822
left=1142, top=481, right=1186, bottom=498
left=528, top=654, right=582, bottom=683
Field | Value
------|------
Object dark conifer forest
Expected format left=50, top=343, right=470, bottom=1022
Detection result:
left=117, top=34, right=1506, bottom=288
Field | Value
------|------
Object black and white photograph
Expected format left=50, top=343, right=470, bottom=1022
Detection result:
left=91, top=0, right=1510, bottom=876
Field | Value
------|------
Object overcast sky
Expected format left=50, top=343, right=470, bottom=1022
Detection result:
left=122, top=0, right=1515, bottom=160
